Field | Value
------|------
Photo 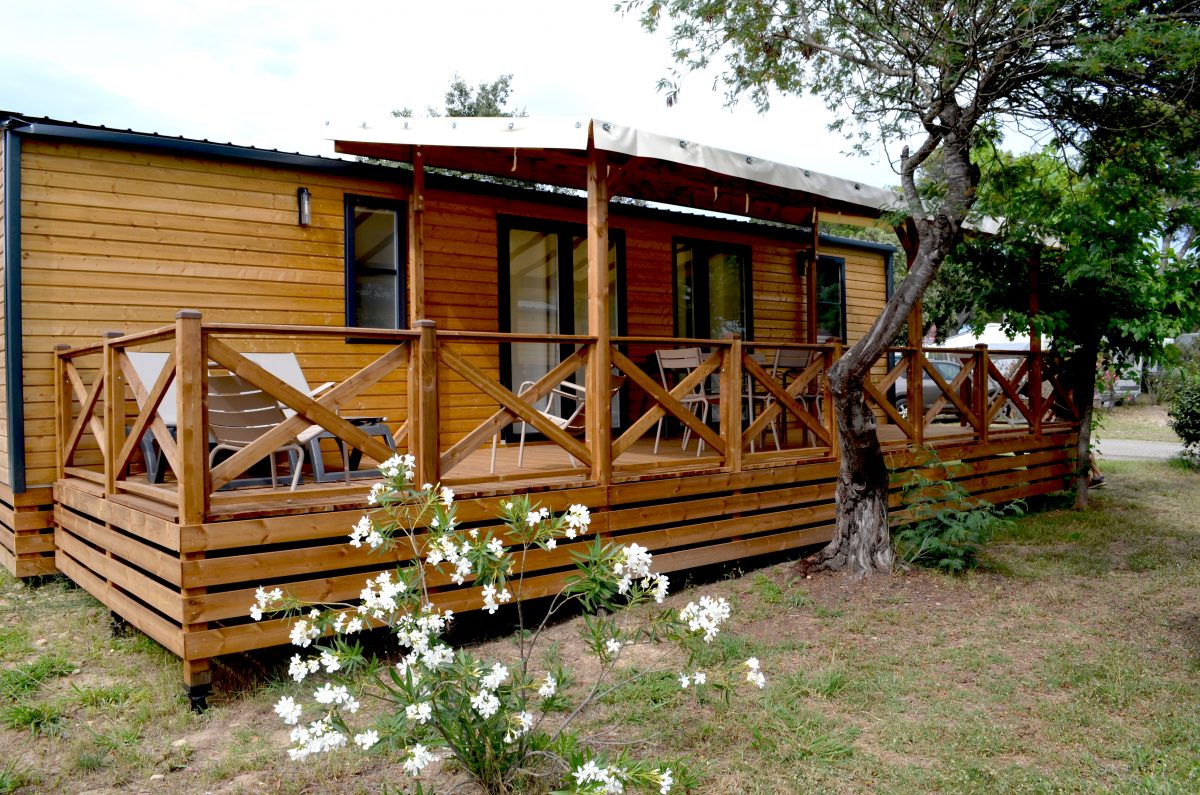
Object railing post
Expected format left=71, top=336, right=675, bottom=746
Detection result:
left=411, top=320, right=440, bottom=485
left=175, top=310, right=208, bottom=525
left=1029, top=349, right=1044, bottom=437
left=975, top=344, right=989, bottom=444
left=102, top=330, right=126, bottom=493
left=585, top=142, right=612, bottom=487
left=720, top=335, right=743, bottom=473
left=908, top=300, right=925, bottom=447
left=53, top=344, right=70, bottom=480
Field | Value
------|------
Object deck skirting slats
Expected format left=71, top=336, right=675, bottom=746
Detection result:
left=49, top=429, right=1078, bottom=685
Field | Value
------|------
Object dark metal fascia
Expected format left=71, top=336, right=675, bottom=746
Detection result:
left=3, top=128, right=25, bottom=492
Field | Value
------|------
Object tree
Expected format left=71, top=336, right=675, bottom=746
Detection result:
left=938, top=138, right=1200, bottom=506
left=393, top=74, right=524, bottom=119
left=626, top=0, right=1200, bottom=574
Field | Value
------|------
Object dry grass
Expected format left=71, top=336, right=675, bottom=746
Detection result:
left=2, top=459, right=1198, bottom=793
left=1096, top=402, right=1182, bottom=443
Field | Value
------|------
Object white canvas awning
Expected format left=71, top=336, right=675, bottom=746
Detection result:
left=331, top=117, right=901, bottom=226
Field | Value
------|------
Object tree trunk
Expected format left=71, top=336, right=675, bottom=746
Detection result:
left=1071, top=335, right=1101, bottom=509
left=808, top=368, right=893, bottom=573
left=803, top=122, right=979, bottom=576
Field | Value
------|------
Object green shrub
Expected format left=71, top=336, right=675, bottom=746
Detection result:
left=1168, top=376, right=1200, bottom=462
left=894, top=464, right=1024, bottom=572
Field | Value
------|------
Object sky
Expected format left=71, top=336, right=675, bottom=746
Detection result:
left=0, top=0, right=901, bottom=189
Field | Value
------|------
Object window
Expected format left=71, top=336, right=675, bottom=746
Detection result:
left=345, top=195, right=406, bottom=328
left=815, top=255, right=846, bottom=341
left=673, top=240, right=751, bottom=339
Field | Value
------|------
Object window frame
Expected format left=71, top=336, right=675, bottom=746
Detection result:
left=671, top=237, right=754, bottom=340
left=344, top=194, right=408, bottom=332
left=814, top=254, right=847, bottom=342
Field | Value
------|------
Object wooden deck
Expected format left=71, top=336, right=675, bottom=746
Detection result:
left=47, top=319, right=1083, bottom=694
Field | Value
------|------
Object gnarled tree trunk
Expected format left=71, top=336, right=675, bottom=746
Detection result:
left=803, top=124, right=978, bottom=576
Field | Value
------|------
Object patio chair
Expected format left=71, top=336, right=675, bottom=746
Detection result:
left=490, top=376, right=625, bottom=473
left=768, top=348, right=824, bottom=445
left=206, top=373, right=322, bottom=491
left=654, top=347, right=719, bottom=456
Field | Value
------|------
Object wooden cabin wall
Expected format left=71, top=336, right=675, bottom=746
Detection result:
left=14, top=137, right=891, bottom=488
left=17, top=139, right=412, bottom=488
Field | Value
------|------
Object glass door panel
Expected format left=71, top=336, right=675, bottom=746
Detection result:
left=508, top=229, right=561, bottom=394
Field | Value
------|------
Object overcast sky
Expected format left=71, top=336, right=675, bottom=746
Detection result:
left=1, top=0, right=901, bottom=188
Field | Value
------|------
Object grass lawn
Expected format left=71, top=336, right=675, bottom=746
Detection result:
left=1, top=460, right=1198, bottom=793
left=1096, top=403, right=1182, bottom=443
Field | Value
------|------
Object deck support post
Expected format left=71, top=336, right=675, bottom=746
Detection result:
left=53, top=344, right=70, bottom=481
left=975, top=344, right=990, bottom=444
left=721, top=335, right=743, bottom=472
left=585, top=139, right=612, bottom=486
left=412, top=320, right=440, bottom=484
left=807, top=211, right=820, bottom=344
left=907, top=300, right=924, bottom=447
left=103, top=331, right=126, bottom=494
left=175, top=310, right=208, bottom=525
left=408, top=147, right=426, bottom=325
left=1028, top=254, right=1043, bottom=436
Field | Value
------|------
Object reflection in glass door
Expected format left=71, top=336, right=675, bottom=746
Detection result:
left=502, top=219, right=622, bottom=433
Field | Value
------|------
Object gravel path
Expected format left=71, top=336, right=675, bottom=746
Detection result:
left=1095, top=438, right=1184, bottom=461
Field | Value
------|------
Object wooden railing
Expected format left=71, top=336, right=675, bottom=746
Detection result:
left=54, top=316, right=1081, bottom=519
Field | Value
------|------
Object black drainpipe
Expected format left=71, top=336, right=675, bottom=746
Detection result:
left=3, top=123, right=25, bottom=493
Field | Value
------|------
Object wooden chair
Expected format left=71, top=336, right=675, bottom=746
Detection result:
left=206, top=373, right=322, bottom=490
left=654, top=347, right=719, bottom=456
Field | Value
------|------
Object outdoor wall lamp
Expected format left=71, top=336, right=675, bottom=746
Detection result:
left=297, top=187, right=312, bottom=226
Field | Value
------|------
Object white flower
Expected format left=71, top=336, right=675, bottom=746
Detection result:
left=537, top=673, right=557, bottom=698
left=573, top=760, right=625, bottom=793
left=319, top=650, right=341, bottom=673
left=249, top=586, right=283, bottom=620
left=349, top=515, right=373, bottom=548
left=289, top=619, right=320, bottom=648
left=353, top=729, right=379, bottom=750
left=604, top=637, right=623, bottom=657
left=274, top=695, right=302, bottom=725
left=470, top=689, right=501, bottom=718
left=440, top=486, right=455, bottom=507
left=679, top=673, right=690, bottom=689
left=313, top=683, right=360, bottom=712
left=486, top=537, right=505, bottom=557
left=692, top=671, right=707, bottom=686
left=545, top=537, right=557, bottom=550
left=657, top=767, right=674, bottom=794
left=403, top=743, right=436, bottom=776
left=504, top=710, right=534, bottom=743
left=679, top=596, right=731, bottom=642
left=481, top=584, right=511, bottom=615
left=615, top=543, right=656, bottom=596
left=480, top=662, right=510, bottom=690
left=288, top=654, right=315, bottom=683
left=421, top=482, right=432, bottom=491
left=744, top=657, right=766, bottom=689
left=564, top=504, right=591, bottom=538
left=286, top=718, right=346, bottom=761
left=346, top=617, right=363, bottom=634
left=367, top=482, right=388, bottom=505
left=406, top=701, right=432, bottom=724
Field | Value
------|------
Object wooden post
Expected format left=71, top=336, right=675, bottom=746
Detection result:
left=102, top=331, right=126, bottom=493
left=53, top=344, right=70, bottom=480
left=175, top=310, right=208, bottom=525
left=806, top=210, right=820, bottom=344
left=585, top=140, right=612, bottom=486
left=408, top=147, right=426, bottom=325
left=411, top=320, right=439, bottom=484
left=975, top=344, right=990, bottom=444
left=908, top=299, right=924, bottom=446
left=1028, top=253, right=1043, bottom=436
left=720, top=335, right=743, bottom=473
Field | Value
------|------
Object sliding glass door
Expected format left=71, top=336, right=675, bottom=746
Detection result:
left=501, top=218, right=623, bottom=430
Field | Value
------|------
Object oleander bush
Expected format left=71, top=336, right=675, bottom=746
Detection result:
left=252, top=454, right=766, bottom=794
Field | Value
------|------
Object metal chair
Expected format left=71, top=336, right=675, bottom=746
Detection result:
left=654, top=347, right=719, bottom=456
